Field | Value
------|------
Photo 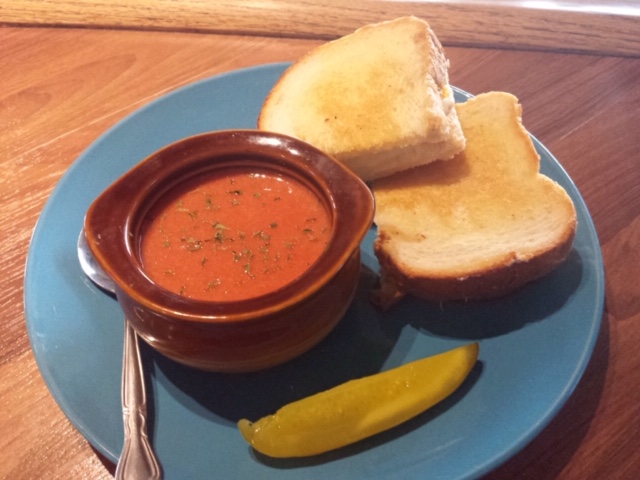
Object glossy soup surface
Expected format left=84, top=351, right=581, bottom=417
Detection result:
left=140, top=167, right=331, bottom=301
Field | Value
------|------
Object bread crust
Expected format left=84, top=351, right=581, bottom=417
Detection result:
left=374, top=225, right=576, bottom=303
left=372, top=92, right=577, bottom=305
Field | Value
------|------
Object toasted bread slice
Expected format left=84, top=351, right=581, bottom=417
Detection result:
left=372, top=92, right=577, bottom=305
left=258, top=16, right=465, bottom=181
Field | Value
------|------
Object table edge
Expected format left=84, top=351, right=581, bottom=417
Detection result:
left=1, top=0, right=639, bottom=57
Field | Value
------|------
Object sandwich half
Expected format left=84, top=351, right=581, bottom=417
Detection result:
left=258, top=16, right=465, bottom=181
left=372, top=91, right=577, bottom=306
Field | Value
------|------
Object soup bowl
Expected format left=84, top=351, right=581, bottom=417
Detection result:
left=84, top=130, right=374, bottom=372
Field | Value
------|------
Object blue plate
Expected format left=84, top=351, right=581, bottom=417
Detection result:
left=24, top=63, right=604, bottom=479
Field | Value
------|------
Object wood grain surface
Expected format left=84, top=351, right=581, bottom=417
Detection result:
left=1, top=0, right=639, bottom=57
left=2, top=23, right=640, bottom=479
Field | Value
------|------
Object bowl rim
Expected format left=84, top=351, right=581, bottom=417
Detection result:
left=84, top=129, right=374, bottom=323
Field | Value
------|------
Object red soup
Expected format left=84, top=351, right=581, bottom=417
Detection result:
left=140, top=167, right=331, bottom=302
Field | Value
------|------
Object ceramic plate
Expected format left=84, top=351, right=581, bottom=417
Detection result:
left=25, top=63, right=604, bottom=479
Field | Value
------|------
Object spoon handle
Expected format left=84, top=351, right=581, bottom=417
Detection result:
left=115, top=320, right=162, bottom=480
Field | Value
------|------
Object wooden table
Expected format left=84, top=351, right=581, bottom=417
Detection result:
left=2, top=2, right=639, bottom=479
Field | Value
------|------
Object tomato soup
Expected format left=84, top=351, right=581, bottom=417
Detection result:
left=140, top=167, right=331, bottom=301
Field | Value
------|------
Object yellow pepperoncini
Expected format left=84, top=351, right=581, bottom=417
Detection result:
left=238, top=342, right=479, bottom=457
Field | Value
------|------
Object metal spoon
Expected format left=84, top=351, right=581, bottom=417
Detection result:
left=77, top=230, right=162, bottom=480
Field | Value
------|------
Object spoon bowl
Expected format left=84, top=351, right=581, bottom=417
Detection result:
left=78, top=229, right=115, bottom=293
